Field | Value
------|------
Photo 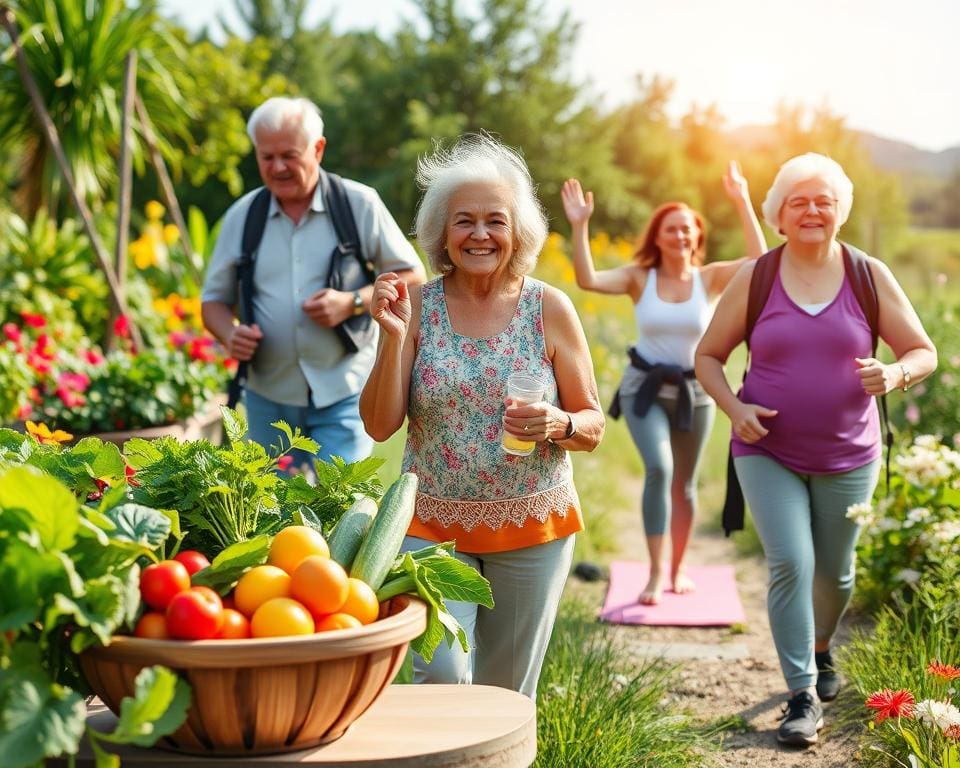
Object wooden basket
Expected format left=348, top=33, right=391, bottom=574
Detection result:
left=79, top=595, right=427, bottom=756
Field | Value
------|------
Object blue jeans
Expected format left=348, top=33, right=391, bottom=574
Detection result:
left=244, top=389, right=373, bottom=470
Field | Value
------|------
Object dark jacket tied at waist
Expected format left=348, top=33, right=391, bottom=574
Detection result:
left=608, top=348, right=697, bottom=432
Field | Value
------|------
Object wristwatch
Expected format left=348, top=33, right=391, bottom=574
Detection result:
left=899, top=363, right=912, bottom=392
left=563, top=413, right=577, bottom=440
left=351, top=290, right=365, bottom=317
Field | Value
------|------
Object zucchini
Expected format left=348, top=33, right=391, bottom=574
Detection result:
left=350, top=472, right=419, bottom=590
left=327, top=496, right=378, bottom=570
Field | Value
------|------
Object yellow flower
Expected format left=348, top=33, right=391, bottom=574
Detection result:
left=130, top=236, right=157, bottom=270
left=25, top=421, right=73, bottom=445
left=145, top=200, right=166, bottom=221
left=162, top=223, right=180, bottom=245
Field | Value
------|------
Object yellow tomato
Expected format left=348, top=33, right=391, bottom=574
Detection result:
left=314, top=612, right=363, bottom=632
left=290, top=555, right=349, bottom=616
left=339, top=578, right=380, bottom=625
left=251, top=597, right=315, bottom=637
left=268, top=526, right=330, bottom=574
left=234, top=565, right=291, bottom=618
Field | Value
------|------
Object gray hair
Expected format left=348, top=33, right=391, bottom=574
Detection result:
left=761, top=152, right=854, bottom=234
left=413, top=134, right=548, bottom=276
left=247, top=97, right=325, bottom=146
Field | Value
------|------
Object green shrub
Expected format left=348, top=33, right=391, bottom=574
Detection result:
left=536, top=600, right=714, bottom=767
left=838, top=562, right=960, bottom=767
left=853, top=435, right=960, bottom=613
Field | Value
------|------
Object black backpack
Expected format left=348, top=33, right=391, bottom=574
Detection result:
left=226, top=170, right=377, bottom=408
left=721, top=242, right=893, bottom=536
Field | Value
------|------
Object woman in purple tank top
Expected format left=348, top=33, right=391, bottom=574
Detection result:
left=696, top=153, right=937, bottom=748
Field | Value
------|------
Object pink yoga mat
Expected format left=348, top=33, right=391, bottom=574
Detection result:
left=599, top=561, right=746, bottom=626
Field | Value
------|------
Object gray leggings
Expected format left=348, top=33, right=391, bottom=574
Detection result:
left=401, top=534, right=575, bottom=700
left=735, top=455, right=880, bottom=691
left=620, top=394, right=715, bottom=536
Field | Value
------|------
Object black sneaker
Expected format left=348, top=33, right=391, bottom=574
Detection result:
left=816, top=650, right=841, bottom=702
left=777, top=691, right=824, bottom=746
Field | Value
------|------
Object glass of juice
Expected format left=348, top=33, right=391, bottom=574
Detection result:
left=502, top=373, right=546, bottom=456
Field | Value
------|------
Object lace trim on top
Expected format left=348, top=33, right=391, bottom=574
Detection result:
left=414, top=481, right=580, bottom=532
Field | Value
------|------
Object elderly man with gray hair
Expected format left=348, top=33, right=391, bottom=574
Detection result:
left=202, top=97, right=425, bottom=466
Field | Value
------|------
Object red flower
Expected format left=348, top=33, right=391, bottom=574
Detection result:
left=865, top=689, right=915, bottom=723
left=82, top=349, right=105, bottom=365
left=20, top=311, right=46, bottom=328
left=27, top=350, right=52, bottom=375
left=168, top=330, right=189, bottom=348
left=16, top=403, right=32, bottom=420
left=277, top=455, right=293, bottom=472
left=223, top=357, right=238, bottom=372
left=33, top=334, right=55, bottom=361
left=927, top=661, right=960, bottom=681
left=188, top=337, right=216, bottom=363
left=2, top=323, right=21, bottom=344
left=56, top=386, right=85, bottom=408
left=125, top=463, right=140, bottom=488
left=113, top=314, right=131, bottom=339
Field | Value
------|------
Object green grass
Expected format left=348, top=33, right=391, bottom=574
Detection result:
left=535, top=599, right=716, bottom=768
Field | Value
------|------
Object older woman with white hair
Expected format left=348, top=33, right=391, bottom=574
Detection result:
left=695, top=152, right=936, bottom=746
left=360, top=134, right=604, bottom=698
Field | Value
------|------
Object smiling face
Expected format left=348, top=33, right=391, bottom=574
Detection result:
left=778, top=178, right=840, bottom=245
left=654, top=208, right=701, bottom=264
left=444, top=182, right=516, bottom=279
left=254, top=122, right=325, bottom=206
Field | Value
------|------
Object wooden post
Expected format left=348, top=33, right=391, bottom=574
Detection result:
left=106, top=50, right=138, bottom=351
left=0, top=6, right=144, bottom=350
left=135, top=95, right=204, bottom=285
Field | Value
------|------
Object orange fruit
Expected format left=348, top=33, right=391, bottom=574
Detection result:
left=268, top=526, right=330, bottom=574
left=339, top=578, right=380, bottom=625
left=314, top=612, right=363, bottom=632
left=290, top=555, right=349, bottom=616
left=251, top=597, right=315, bottom=637
left=234, top=565, right=291, bottom=618
left=215, top=608, right=252, bottom=639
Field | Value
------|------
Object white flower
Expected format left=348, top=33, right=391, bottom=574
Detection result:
left=907, top=507, right=931, bottom=523
left=846, top=502, right=875, bottom=526
left=611, top=673, right=629, bottom=692
left=894, top=569, right=922, bottom=585
left=914, top=699, right=960, bottom=731
left=931, top=520, right=960, bottom=544
left=915, top=435, right=942, bottom=450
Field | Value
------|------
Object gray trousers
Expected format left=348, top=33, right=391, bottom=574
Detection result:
left=735, top=455, right=880, bottom=690
left=620, top=394, right=715, bottom=536
left=401, top=534, right=575, bottom=700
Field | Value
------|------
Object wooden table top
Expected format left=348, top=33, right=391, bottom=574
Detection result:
left=58, top=685, right=537, bottom=767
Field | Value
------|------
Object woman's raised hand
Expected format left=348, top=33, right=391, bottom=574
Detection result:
left=371, top=272, right=411, bottom=340
left=722, top=160, right=750, bottom=201
left=561, top=179, right=594, bottom=227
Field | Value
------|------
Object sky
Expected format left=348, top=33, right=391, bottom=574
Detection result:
left=160, top=0, right=960, bottom=152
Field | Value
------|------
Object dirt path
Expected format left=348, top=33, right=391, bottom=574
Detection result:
left=565, top=496, right=865, bottom=767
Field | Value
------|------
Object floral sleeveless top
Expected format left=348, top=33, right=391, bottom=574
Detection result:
left=402, top=276, right=583, bottom=554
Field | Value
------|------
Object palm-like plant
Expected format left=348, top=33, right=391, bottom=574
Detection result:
left=0, top=0, right=190, bottom=219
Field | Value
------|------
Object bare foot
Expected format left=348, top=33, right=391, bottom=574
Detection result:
left=639, top=572, right=663, bottom=605
left=671, top=570, right=696, bottom=595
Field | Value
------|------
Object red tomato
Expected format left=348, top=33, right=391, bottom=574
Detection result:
left=140, top=560, right=191, bottom=610
left=216, top=608, right=252, bottom=639
left=173, top=550, right=211, bottom=576
left=133, top=612, right=170, bottom=639
left=166, top=586, right=224, bottom=640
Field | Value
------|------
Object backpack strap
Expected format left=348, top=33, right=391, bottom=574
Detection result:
left=840, top=241, right=892, bottom=491
left=745, top=245, right=784, bottom=346
left=227, top=187, right=271, bottom=409
left=320, top=170, right=376, bottom=282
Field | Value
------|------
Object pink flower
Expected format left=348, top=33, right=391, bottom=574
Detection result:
left=421, top=365, right=439, bottom=388
left=905, top=404, right=920, bottom=425
left=865, top=689, right=915, bottom=723
left=16, top=403, right=33, bottom=420
left=277, top=455, right=294, bottom=472
left=56, top=386, right=85, bottom=409
left=484, top=366, right=496, bottom=378
left=2, top=323, right=21, bottom=344
left=485, top=338, right=499, bottom=351
left=169, top=330, right=190, bottom=348
left=57, top=372, right=90, bottom=392
left=82, top=349, right=105, bottom=365
left=462, top=342, right=478, bottom=358
left=483, top=424, right=498, bottom=441
left=441, top=444, right=463, bottom=470
left=429, top=310, right=440, bottom=326
left=459, top=383, right=473, bottom=398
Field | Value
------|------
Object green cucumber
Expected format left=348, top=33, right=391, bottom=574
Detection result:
left=327, top=496, right=378, bottom=570
left=350, top=472, right=419, bottom=590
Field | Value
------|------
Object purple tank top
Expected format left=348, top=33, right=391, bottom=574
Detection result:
left=731, top=271, right=881, bottom=474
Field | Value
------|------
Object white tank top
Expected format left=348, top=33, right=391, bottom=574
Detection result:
left=632, top=268, right=712, bottom=369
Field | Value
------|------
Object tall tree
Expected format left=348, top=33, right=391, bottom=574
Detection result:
left=0, top=0, right=188, bottom=219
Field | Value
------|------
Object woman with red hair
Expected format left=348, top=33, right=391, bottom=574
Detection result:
left=561, top=164, right=765, bottom=604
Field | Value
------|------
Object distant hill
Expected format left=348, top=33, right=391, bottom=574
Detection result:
left=727, top=126, right=960, bottom=179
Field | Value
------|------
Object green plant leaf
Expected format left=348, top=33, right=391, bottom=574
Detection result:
left=0, top=540, right=70, bottom=632
left=103, top=666, right=191, bottom=747
left=0, top=671, right=86, bottom=767
left=102, top=504, right=171, bottom=549
left=407, top=552, right=494, bottom=607
left=46, top=575, right=127, bottom=653
left=0, top=467, right=79, bottom=552
left=191, top=535, right=270, bottom=594
left=220, top=406, right=247, bottom=443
